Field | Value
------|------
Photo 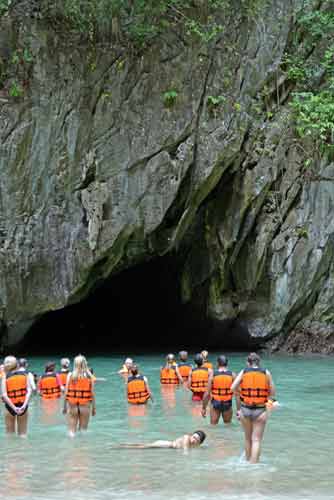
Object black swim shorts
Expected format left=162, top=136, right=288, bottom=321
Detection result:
left=5, top=402, right=28, bottom=417
left=211, top=399, right=232, bottom=412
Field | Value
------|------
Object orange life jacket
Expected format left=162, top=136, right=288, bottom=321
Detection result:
left=202, top=361, right=213, bottom=370
left=66, top=376, right=93, bottom=405
left=211, top=370, right=233, bottom=402
left=190, top=367, right=209, bottom=393
left=39, top=373, right=61, bottom=399
left=127, top=375, right=150, bottom=404
left=57, top=371, right=69, bottom=386
left=160, top=366, right=179, bottom=385
left=240, top=367, right=269, bottom=407
left=178, top=362, right=192, bottom=381
left=6, top=371, right=28, bottom=405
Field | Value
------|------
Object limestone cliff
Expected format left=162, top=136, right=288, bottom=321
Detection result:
left=0, top=0, right=333, bottom=352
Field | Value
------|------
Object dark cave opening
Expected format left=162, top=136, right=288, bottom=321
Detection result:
left=22, top=256, right=255, bottom=355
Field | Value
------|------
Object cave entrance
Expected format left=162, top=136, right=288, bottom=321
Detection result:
left=23, top=255, right=254, bottom=355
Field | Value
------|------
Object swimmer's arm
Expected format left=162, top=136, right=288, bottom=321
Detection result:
left=28, top=372, right=37, bottom=393
left=232, top=372, right=241, bottom=410
left=63, top=372, right=71, bottom=414
left=56, top=372, right=65, bottom=392
left=175, top=366, right=183, bottom=385
left=231, top=370, right=244, bottom=393
left=202, top=371, right=214, bottom=415
left=91, top=379, right=96, bottom=415
left=1, top=376, right=17, bottom=412
left=144, top=376, right=154, bottom=402
left=186, top=370, right=192, bottom=390
left=266, top=370, right=275, bottom=397
left=22, top=378, right=32, bottom=409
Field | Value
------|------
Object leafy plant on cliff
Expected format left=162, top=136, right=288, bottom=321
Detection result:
left=163, top=89, right=178, bottom=108
left=41, top=0, right=263, bottom=45
left=0, top=0, right=11, bottom=17
left=291, top=91, right=334, bottom=153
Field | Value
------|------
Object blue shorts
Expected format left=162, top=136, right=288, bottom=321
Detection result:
left=211, top=399, right=232, bottom=412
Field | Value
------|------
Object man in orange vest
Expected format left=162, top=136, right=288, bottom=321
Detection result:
left=201, top=355, right=238, bottom=424
left=127, top=364, right=153, bottom=404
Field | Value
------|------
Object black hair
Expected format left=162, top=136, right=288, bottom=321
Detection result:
left=18, top=358, right=28, bottom=368
left=217, top=355, right=228, bottom=367
left=131, top=364, right=139, bottom=376
left=194, top=354, right=203, bottom=367
left=247, top=352, right=260, bottom=366
left=193, top=430, right=206, bottom=444
left=45, top=361, right=56, bottom=372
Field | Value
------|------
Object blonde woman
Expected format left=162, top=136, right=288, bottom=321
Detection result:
left=63, top=355, right=96, bottom=437
left=1, top=355, right=32, bottom=436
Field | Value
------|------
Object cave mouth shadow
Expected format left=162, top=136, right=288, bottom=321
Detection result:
left=21, top=256, right=256, bottom=356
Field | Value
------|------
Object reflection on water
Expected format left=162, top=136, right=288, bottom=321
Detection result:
left=0, top=354, right=334, bottom=500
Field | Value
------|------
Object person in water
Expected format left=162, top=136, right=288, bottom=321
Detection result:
left=1, top=355, right=33, bottom=436
left=127, top=364, right=153, bottom=404
left=118, top=358, right=133, bottom=375
left=38, top=361, right=63, bottom=399
left=121, top=430, right=206, bottom=449
left=201, top=350, right=213, bottom=370
left=63, top=354, right=96, bottom=437
left=202, top=355, right=238, bottom=424
left=231, top=352, right=275, bottom=464
left=18, top=358, right=37, bottom=394
left=188, top=353, right=211, bottom=401
left=160, top=354, right=183, bottom=385
left=177, top=350, right=193, bottom=382
left=57, top=358, right=71, bottom=386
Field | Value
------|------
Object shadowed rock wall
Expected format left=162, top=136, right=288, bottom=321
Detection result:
left=1, top=0, right=333, bottom=352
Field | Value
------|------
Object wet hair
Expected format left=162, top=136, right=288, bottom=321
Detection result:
left=166, top=353, right=175, bottom=362
left=130, top=364, right=139, bottom=376
left=193, top=430, right=206, bottom=444
left=61, top=358, right=70, bottom=369
left=18, top=358, right=28, bottom=368
left=179, top=350, right=188, bottom=360
left=247, top=352, right=261, bottom=366
left=201, top=350, right=208, bottom=360
left=217, top=355, right=228, bottom=367
left=194, top=353, right=204, bottom=367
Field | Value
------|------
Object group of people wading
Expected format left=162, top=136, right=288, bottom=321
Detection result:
left=1, top=354, right=96, bottom=438
left=0, top=350, right=276, bottom=463
left=121, top=350, right=277, bottom=463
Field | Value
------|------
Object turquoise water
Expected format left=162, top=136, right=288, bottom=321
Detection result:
left=1, top=353, right=334, bottom=500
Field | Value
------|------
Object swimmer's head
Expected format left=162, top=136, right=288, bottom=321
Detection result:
left=130, top=364, right=139, bottom=376
left=18, top=358, right=28, bottom=369
left=217, top=355, right=228, bottom=367
left=45, top=361, right=56, bottom=372
left=191, top=430, right=206, bottom=445
left=166, top=354, right=175, bottom=364
left=201, top=350, right=209, bottom=360
left=247, top=352, right=260, bottom=367
left=194, top=353, right=204, bottom=367
left=179, top=350, right=188, bottom=361
left=61, top=358, right=70, bottom=369
left=4, top=355, right=17, bottom=373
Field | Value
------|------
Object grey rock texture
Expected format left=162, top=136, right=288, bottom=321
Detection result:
left=0, top=0, right=333, bottom=351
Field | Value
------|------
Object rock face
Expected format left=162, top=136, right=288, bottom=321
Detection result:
left=0, top=0, right=333, bottom=351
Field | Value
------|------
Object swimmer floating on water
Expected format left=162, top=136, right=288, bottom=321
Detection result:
left=120, top=430, right=206, bottom=450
